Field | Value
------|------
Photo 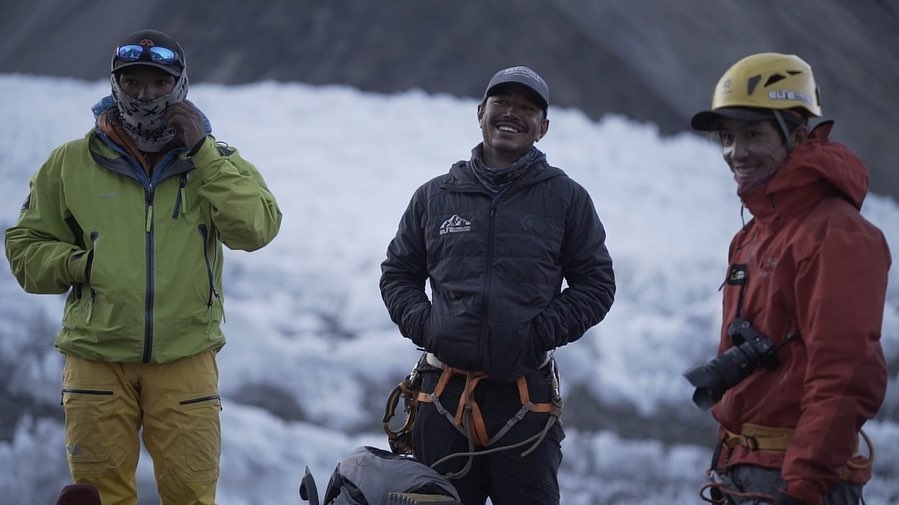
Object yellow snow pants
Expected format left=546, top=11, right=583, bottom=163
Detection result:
left=62, top=350, right=221, bottom=505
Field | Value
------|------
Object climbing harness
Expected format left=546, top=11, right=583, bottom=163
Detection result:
left=414, top=353, right=563, bottom=479
left=698, top=424, right=876, bottom=504
left=722, top=423, right=796, bottom=451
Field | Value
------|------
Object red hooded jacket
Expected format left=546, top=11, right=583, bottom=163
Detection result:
left=712, top=122, right=890, bottom=505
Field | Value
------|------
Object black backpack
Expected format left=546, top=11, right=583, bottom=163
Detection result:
left=299, top=446, right=460, bottom=505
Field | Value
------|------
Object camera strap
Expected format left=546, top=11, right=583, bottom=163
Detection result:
left=777, top=331, right=800, bottom=349
left=723, top=261, right=801, bottom=350
left=723, top=263, right=749, bottom=318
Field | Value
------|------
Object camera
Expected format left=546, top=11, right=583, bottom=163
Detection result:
left=683, top=318, right=779, bottom=410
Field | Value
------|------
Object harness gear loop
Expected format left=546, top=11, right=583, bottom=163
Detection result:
left=845, top=429, right=875, bottom=471
left=382, top=352, right=427, bottom=455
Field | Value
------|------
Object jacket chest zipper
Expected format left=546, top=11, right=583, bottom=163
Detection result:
left=143, top=186, right=156, bottom=363
left=479, top=202, right=499, bottom=364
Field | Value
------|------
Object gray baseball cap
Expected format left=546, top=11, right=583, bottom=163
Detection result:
left=483, top=66, right=549, bottom=111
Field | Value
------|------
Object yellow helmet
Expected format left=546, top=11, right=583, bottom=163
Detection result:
left=691, top=52, right=821, bottom=131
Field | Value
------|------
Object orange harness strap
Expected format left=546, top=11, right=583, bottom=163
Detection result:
left=417, top=366, right=554, bottom=448
left=519, top=377, right=554, bottom=413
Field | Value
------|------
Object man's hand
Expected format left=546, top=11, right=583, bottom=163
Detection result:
left=165, top=101, right=206, bottom=151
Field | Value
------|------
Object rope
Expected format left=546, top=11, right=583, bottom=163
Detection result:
left=429, top=409, right=559, bottom=475
left=698, top=481, right=776, bottom=504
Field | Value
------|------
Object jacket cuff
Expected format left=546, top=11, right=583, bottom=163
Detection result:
left=68, top=250, right=92, bottom=284
left=188, top=135, right=208, bottom=156
left=187, top=137, right=218, bottom=167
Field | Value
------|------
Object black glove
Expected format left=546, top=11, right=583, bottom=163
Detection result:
left=773, top=491, right=806, bottom=505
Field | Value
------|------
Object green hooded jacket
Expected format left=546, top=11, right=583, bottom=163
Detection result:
left=4, top=123, right=282, bottom=364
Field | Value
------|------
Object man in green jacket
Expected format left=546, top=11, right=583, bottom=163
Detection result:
left=4, top=29, right=282, bottom=505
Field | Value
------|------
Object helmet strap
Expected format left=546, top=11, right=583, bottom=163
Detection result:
left=772, top=110, right=794, bottom=152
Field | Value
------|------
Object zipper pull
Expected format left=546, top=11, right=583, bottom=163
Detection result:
left=146, top=204, right=154, bottom=233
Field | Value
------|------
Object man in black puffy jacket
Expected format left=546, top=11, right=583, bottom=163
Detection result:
left=379, top=66, right=615, bottom=505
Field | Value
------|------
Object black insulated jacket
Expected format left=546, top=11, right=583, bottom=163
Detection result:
left=380, top=158, right=615, bottom=382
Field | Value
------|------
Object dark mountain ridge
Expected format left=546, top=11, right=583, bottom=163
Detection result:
left=2, top=0, right=897, bottom=199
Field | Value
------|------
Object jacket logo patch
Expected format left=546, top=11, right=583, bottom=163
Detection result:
left=439, top=215, right=471, bottom=235
left=760, top=257, right=779, bottom=278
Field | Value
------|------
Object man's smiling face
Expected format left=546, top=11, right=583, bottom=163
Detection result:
left=477, top=83, right=549, bottom=168
left=718, top=118, right=789, bottom=187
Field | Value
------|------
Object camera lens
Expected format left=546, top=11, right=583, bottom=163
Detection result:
left=684, top=342, right=765, bottom=410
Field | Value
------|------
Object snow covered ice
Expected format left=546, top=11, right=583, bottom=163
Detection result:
left=1, top=75, right=897, bottom=504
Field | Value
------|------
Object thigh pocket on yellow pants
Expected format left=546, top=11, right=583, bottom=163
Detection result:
left=62, top=388, right=118, bottom=474
left=174, top=395, right=222, bottom=482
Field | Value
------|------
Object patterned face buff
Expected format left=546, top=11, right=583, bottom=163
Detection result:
left=110, top=69, right=189, bottom=152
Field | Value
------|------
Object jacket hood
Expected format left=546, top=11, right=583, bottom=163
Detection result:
left=740, top=121, right=869, bottom=218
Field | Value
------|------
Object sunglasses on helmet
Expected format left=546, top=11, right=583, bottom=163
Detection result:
left=115, top=44, right=180, bottom=66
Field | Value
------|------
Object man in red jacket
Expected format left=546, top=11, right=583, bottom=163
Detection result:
left=687, top=53, right=890, bottom=505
